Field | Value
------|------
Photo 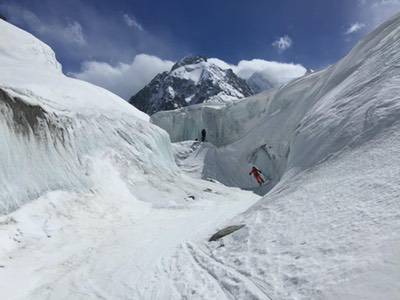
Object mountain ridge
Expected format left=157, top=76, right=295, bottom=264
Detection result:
left=129, top=55, right=254, bottom=115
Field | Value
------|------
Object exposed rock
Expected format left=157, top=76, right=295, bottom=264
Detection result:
left=208, top=224, right=246, bottom=242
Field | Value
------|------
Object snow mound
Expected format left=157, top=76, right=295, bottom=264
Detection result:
left=0, top=19, right=172, bottom=214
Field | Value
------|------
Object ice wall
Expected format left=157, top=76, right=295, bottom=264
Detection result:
left=151, top=90, right=277, bottom=147
left=0, top=88, right=176, bottom=214
left=0, top=20, right=176, bottom=214
left=152, top=13, right=400, bottom=193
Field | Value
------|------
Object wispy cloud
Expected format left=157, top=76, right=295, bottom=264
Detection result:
left=272, top=35, right=292, bottom=52
left=0, top=1, right=184, bottom=72
left=0, top=3, right=86, bottom=47
left=61, top=21, right=86, bottom=45
left=345, top=22, right=365, bottom=34
left=123, top=14, right=144, bottom=31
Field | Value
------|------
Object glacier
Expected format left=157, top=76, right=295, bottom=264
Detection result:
left=152, top=12, right=400, bottom=194
left=0, top=19, right=177, bottom=214
left=1, top=10, right=400, bottom=300
left=0, top=19, right=259, bottom=300
left=151, top=12, right=400, bottom=299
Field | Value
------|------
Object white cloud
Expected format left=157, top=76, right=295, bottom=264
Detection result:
left=210, top=58, right=306, bottom=86
left=123, top=14, right=144, bottom=31
left=233, top=59, right=306, bottom=86
left=73, top=54, right=174, bottom=99
left=272, top=35, right=292, bottom=52
left=345, top=22, right=366, bottom=34
left=0, top=3, right=86, bottom=47
left=73, top=55, right=306, bottom=100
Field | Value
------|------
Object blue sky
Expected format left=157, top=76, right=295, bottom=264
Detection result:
left=1, top=0, right=400, bottom=98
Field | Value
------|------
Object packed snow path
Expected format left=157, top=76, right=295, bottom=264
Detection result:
left=0, top=171, right=259, bottom=300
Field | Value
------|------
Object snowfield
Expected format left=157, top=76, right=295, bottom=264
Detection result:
left=1, top=10, right=400, bottom=300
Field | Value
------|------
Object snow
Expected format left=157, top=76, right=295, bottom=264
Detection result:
left=0, top=19, right=260, bottom=299
left=151, top=90, right=272, bottom=147
left=152, top=12, right=400, bottom=194
left=150, top=12, right=400, bottom=299
left=170, top=63, right=204, bottom=84
left=0, top=20, right=148, bottom=120
left=1, top=10, right=400, bottom=300
left=172, top=141, right=215, bottom=178
left=185, top=94, right=195, bottom=103
left=169, top=60, right=248, bottom=103
left=166, top=127, right=400, bottom=299
left=0, top=19, right=160, bottom=213
left=166, top=85, right=176, bottom=98
left=0, top=154, right=259, bottom=300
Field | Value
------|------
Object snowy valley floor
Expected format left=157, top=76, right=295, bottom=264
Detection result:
left=1, top=132, right=400, bottom=300
left=1, top=131, right=400, bottom=300
left=0, top=148, right=259, bottom=300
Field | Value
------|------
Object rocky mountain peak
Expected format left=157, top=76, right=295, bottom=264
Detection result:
left=171, top=55, right=208, bottom=71
left=129, top=55, right=254, bottom=115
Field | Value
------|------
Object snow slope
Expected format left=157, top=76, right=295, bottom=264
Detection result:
left=149, top=12, right=400, bottom=299
left=0, top=19, right=173, bottom=214
left=165, top=127, right=400, bottom=299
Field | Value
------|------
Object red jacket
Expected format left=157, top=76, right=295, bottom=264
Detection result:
left=249, top=167, right=262, bottom=176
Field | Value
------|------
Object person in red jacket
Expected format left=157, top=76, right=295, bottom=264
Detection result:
left=249, top=166, right=265, bottom=186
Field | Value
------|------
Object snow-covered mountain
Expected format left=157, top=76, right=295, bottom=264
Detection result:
left=129, top=55, right=254, bottom=115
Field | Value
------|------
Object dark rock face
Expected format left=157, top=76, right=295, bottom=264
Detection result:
left=0, top=88, right=47, bottom=136
left=0, top=88, right=69, bottom=144
left=129, top=56, right=254, bottom=115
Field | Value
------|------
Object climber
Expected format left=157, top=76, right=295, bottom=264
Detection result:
left=201, top=129, right=207, bottom=142
left=249, top=166, right=265, bottom=186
